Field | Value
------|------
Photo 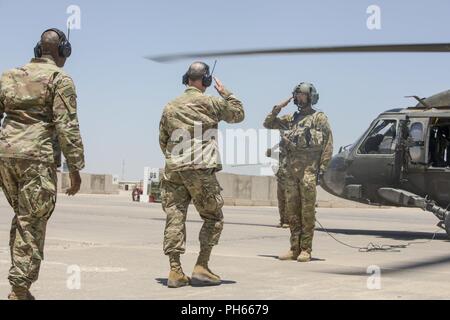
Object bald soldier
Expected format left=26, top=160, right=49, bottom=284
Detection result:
left=0, top=28, right=85, bottom=300
left=159, top=62, right=244, bottom=288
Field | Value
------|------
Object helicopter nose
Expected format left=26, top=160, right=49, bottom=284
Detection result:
left=321, top=150, right=351, bottom=197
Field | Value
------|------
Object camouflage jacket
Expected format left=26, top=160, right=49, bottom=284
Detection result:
left=159, top=86, right=244, bottom=172
left=0, top=58, right=85, bottom=172
left=264, top=107, right=333, bottom=173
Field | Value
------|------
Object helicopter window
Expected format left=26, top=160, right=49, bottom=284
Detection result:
left=358, top=119, right=397, bottom=155
left=410, top=122, right=423, bottom=141
left=409, top=122, right=424, bottom=163
left=429, top=119, right=450, bottom=167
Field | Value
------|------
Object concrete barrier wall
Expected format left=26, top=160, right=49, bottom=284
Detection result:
left=57, top=173, right=119, bottom=194
left=51, top=170, right=370, bottom=205
left=216, top=172, right=371, bottom=208
left=53, top=170, right=371, bottom=206
left=217, top=172, right=277, bottom=206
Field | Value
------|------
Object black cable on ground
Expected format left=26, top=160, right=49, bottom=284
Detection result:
left=316, top=219, right=441, bottom=253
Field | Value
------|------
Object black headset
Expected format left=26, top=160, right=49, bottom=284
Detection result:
left=34, top=28, right=72, bottom=59
left=182, top=62, right=213, bottom=88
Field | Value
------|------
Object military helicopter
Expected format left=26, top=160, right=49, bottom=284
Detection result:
left=147, top=42, right=450, bottom=237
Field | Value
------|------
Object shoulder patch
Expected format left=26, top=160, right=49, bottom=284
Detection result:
left=55, top=75, right=77, bottom=114
left=63, top=86, right=76, bottom=97
left=69, top=95, right=77, bottom=109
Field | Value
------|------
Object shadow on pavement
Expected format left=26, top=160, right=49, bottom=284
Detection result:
left=317, top=254, right=450, bottom=277
left=257, top=254, right=326, bottom=262
left=155, top=278, right=237, bottom=287
left=151, top=217, right=280, bottom=228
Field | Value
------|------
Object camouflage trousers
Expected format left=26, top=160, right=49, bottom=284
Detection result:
left=285, top=163, right=318, bottom=254
left=0, top=158, right=57, bottom=289
left=161, top=168, right=224, bottom=256
left=276, top=174, right=288, bottom=225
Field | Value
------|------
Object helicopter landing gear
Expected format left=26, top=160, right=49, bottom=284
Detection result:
left=438, top=214, right=450, bottom=238
left=378, top=188, right=450, bottom=237
left=445, top=214, right=450, bottom=238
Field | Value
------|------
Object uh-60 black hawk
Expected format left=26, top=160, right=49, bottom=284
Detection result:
left=147, top=42, right=450, bottom=238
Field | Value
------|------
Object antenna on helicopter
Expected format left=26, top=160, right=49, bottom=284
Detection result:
left=405, top=95, right=433, bottom=109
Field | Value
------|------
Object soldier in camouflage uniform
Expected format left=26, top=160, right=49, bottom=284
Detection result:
left=0, top=29, right=85, bottom=299
left=266, top=140, right=289, bottom=228
left=159, top=62, right=244, bottom=288
left=264, top=83, right=333, bottom=263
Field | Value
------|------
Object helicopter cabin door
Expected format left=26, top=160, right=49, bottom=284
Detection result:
left=409, top=116, right=450, bottom=205
left=347, top=117, right=405, bottom=202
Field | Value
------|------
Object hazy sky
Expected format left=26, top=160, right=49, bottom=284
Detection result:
left=1, top=0, right=449, bottom=180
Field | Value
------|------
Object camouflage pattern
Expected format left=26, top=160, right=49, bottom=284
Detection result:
left=266, top=138, right=289, bottom=224
left=0, top=58, right=85, bottom=172
left=275, top=140, right=289, bottom=225
left=264, top=107, right=333, bottom=254
left=161, top=169, right=224, bottom=255
left=0, top=57, right=85, bottom=289
left=277, top=174, right=288, bottom=225
left=0, top=158, right=57, bottom=288
left=160, top=85, right=244, bottom=257
left=159, top=86, right=244, bottom=173
left=52, top=134, right=62, bottom=168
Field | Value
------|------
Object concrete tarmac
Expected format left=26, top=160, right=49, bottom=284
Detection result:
left=0, top=192, right=449, bottom=300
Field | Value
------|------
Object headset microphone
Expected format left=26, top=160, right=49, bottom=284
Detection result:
left=210, top=60, right=217, bottom=77
left=202, top=60, right=217, bottom=88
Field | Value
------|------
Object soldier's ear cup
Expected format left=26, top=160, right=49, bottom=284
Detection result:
left=182, top=73, right=189, bottom=85
left=34, top=42, right=42, bottom=58
left=202, top=74, right=213, bottom=88
left=311, top=91, right=319, bottom=105
left=58, top=39, right=72, bottom=58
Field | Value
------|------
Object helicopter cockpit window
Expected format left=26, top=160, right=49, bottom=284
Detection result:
left=358, top=119, right=397, bottom=155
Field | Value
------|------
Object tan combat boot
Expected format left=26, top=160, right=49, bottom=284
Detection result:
left=167, top=254, right=190, bottom=288
left=191, top=246, right=221, bottom=286
left=297, top=251, right=312, bottom=263
left=8, top=286, right=35, bottom=300
left=278, top=250, right=299, bottom=261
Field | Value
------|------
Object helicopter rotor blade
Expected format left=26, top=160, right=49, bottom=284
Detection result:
left=146, top=43, right=450, bottom=63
